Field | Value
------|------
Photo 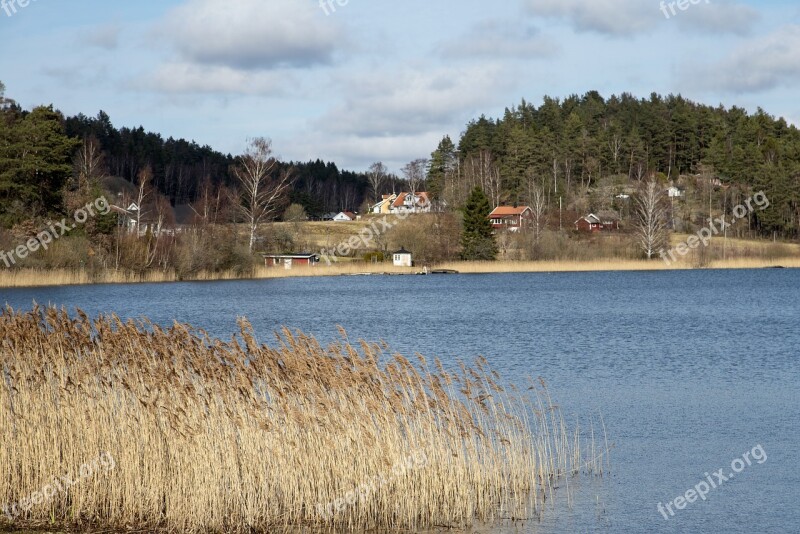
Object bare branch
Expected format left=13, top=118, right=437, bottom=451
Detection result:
left=634, top=180, right=670, bottom=259
left=233, top=138, right=294, bottom=253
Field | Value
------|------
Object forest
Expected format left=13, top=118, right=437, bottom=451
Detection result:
left=428, top=91, right=800, bottom=238
left=0, top=81, right=372, bottom=226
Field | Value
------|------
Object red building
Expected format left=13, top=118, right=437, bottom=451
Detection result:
left=488, top=206, right=533, bottom=231
left=262, top=253, right=319, bottom=269
left=575, top=214, right=604, bottom=232
left=575, top=212, right=620, bottom=232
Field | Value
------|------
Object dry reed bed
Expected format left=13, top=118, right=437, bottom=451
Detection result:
left=0, top=307, right=606, bottom=533
left=2, top=254, right=799, bottom=289
left=438, top=256, right=800, bottom=274
left=0, top=264, right=418, bottom=288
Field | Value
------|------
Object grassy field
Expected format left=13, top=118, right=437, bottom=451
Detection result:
left=0, top=307, right=606, bottom=532
left=273, top=220, right=376, bottom=252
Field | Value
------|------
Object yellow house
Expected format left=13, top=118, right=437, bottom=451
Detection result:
left=370, top=194, right=397, bottom=214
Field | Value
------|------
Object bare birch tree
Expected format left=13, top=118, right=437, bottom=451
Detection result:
left=135, top=167, right=152, bottom=239
left=367, top=162, right=388, bottom=205
left=74, top=136, right=106, bottom=189
left=234, top=138, right=293, bottom=253
left=527, top=178, right=547, bottom=243
left=402, top=158, right=428, bottom=198
left=465, top=151, right=501, bottom=208
left=634, top=180, right=670, bottom=259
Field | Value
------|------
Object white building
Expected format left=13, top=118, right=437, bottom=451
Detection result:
left=393, top=247, right=412, bottom=267
left=391, top=192, right=432, bottom=214
left=667, top=186, right=685, bottom=198
left=332, top=211, right=356, bottom=222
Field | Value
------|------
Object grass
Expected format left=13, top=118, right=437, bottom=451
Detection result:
left=0, top=307, right=607, bottom=533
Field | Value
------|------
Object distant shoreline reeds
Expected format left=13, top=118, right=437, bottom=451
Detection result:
left=0, top=254, right=798, bottom=289
left=0, top=307, right=607, bottom=532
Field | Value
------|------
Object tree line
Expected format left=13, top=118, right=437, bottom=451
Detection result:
left=0, top=81, right=377, bottom=228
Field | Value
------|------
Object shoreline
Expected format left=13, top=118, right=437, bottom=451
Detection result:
left=1, top=257, right=798, bottom=289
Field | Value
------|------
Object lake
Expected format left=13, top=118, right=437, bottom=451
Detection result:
left=2, top=269, right=798, bottom=533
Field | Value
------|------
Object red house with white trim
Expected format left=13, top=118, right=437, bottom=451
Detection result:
left=488, top=206, right=533, bottom=231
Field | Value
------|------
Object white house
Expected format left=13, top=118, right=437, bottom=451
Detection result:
left=667, top=186, right=685, bottom=198
left=393, top=247, right=412, bottom=267
left=333, top=211, right=357, bottom=222
left=389, top=192, right=432, bottom=214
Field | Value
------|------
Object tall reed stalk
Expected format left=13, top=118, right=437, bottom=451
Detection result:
left=0, top=306, right=607, bottom=532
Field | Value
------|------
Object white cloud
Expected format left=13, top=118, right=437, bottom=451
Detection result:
left=686, top=25, right=800, bottom=93
left=437, top=20, right=559, bottom=59
left=317, top=64, right=512, bottom=138
left=290, top=132, right=446, bottom=173
left=159, top=0, right=344, bottom=70
left=525, top=0, right=655, bottom=36
left=145, top=63, right=292, bottom=96
left=676, top=1, right=759, bottom=35
left=525, top=0, right=758, bottom=36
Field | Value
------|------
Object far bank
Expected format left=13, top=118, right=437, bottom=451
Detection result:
left=1, top=256, right=799, bottom=289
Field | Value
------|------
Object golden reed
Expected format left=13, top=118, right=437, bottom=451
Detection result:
left=0, top=306, right=607, bottom=532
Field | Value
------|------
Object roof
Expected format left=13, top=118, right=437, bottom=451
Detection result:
left=489, top=206, right=531, bottom=217
left=576, top=214, right=602, bottom=224
left=262, top=253, right=319, bottom=260
left=393, top=247, right=412, bottom=255
left=370, top=197, right=394, bottom=210
left=596, top=210, right=620, bottom=221
left=392, top=192, right=430, bottom=208
left=109, top=205, right=132, bottom=216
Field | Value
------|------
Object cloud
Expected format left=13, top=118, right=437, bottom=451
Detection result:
left=159, top=0, right=344, bottom=70
left=525, top=0, right=655, bottom=36
left=437, top=20, right=559, bottom=59
left=673, top=1, right=759, bottom=35
left=290, top=132, right=446, bottom=173
left=82, top=24, right=121, bottom=50
left=525, top=0, right=758, bottom=36
left=317, top=64, right=512, bottom=138
left=686, top=25, right=800, bottom=93
left=144, top=63, right=292, bottom=96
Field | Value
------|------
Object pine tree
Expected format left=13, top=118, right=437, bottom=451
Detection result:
left=460, top=186, right=497, bottom=260
left=428, top=136, right=456, bottom=204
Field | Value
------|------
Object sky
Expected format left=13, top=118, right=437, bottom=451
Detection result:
left=2, top=0, right=800, bottom=173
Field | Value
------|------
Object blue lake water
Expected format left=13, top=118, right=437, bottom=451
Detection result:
left=2, top=269, right=798, bottom=533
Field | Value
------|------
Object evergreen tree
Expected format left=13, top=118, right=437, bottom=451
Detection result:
left=0, top=105, right=78, bottom=224
left=428, top=136, right=456, bottom=203
left=460, top=186, right=497, bottom=260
